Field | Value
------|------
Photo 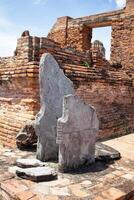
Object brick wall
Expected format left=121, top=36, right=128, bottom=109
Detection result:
left=111, top=0, right=134, bottom=69
left=0, top=45, right=133, bottom=147
left=48, top=18, right=92, bottom=54
left=0, top=37, right=91, bottom=147
left=63, top=64, right=133, bottom=140
left=48, top=16, right=71, bottom=48
left=75, top=78, right=134, bottom=140
left=16, top=33, right=91, bottom=65
left=111, top=15, right=134, bottom=70
left=0, top=58, right=39, bottom=147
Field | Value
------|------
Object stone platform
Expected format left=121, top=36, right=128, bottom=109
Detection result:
left=0, top=134, right=134, bottom=200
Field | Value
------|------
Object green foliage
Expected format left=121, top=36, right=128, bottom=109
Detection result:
left=81, top=61, right=91, bottom=68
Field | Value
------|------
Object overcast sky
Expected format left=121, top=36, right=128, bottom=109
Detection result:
left=0, top=0, right=126, bottom=59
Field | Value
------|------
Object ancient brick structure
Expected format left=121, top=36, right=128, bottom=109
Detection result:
left=48, top=0, right=134, bottom=70
left=91, top=40, right=110, bottom=68
left=0, top=37, right=90, bottom=148
left=0, top=0, right=133, bottom=148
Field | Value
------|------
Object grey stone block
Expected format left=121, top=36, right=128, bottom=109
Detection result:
left=95, top=142, right=121, bottom=162
left=57, top=95, right=99, bottom=172
left=16, top=167, right=57, bottom=182
left=16, top=158, right=46, bottom=168
left=35, top=53, right=74, bottom=161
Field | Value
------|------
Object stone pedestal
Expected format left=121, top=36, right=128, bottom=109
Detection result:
left=57, top=95, right=99, bottom=172
left=35, top=53, right=74, bottom=161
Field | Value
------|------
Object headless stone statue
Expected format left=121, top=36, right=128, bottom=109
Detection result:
left=35, top=53, right=74, bottom=161
left=57, top=95, right=99, bottom=172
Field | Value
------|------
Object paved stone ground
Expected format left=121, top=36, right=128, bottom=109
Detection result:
left=0, top=134, right=134, bottom=200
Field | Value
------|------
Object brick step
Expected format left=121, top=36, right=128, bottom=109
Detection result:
left=0, top=132, right=17, bottom=141
left=0, top=114, right=30, bottom=148
left=0, top=118, right=24, bottom=129
left=64, top=68, right=100, bottom=76
left=68, top=77, right=102, bottom=83
left=55, top=52, right=89, bottom=62
left=64, top=67, right=97, bottom=75
left=55, top=54, right=89, bottom=64
left=63, top=63, right=96, bottom=70
left=40, top=45, right=89, bottom=60
left=0, top=117, right=22, bottom=128
left=0, top=135, right=16, bottom=147
left=0, top=72, right=39, bottom=79
left=0, top=98, right=38, bottom=105
left=1, top=64, right=39, bottom=70
left=0, top=108, right=36, bottom=148
left=0, top=113, right=33, bottom=122
left=0, top=110, right=35, bottom=120
left=0, top=66, right=39, bottom=74
left=0, top=113, right=32, bottom=128
left=63, top=65, right=99, bottom=73
left=62, top=64, right=112, bottom=74
left=39, top=49, right=87, bottom=65
left=66, top=72, right=102, bottom=79
left=64, top=66, right=96, bottom=73
left=0, top=115, right=28, bottom=126
left=0, top=128, right=18, bottom=139
left=63, top=64, right=130, bottom=81
left=0, top=122, right=20, bottom=132
left=62, top=65, right=94, bottom=73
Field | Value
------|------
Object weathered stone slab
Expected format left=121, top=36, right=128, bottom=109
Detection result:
left=57, top=95, right=99, bottom=172
left=95, top=142, right=121, bottom=162
left=16, top=167, right=57, bottom=182
left=16, top=158, right=46, bottom=168
left=35, top=53, right=74, bottom=161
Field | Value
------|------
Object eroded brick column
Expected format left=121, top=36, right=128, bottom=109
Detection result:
left=111, top=0, right=134, bottom=69
left=66, top=24, right=92, bottom=53
left=17, top=35, right=33, bottom=63
left=48, top=16, right=72, bottom=47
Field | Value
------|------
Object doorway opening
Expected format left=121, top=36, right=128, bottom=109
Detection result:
left=91, top=26, right=112, bottom=61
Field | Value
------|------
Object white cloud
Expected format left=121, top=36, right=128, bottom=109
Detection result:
left=114, top=0, right=126, bottom=8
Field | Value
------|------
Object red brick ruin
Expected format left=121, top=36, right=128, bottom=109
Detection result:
left=0, top=0, right=133, bottom=148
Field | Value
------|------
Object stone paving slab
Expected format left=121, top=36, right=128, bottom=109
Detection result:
left=16, top=167, right=57, bottom=182
left=95, top=142, right=121, bottom=161
left=16, top=158, right=46, bottom=168
left=0, top=134, right=134, bottom=199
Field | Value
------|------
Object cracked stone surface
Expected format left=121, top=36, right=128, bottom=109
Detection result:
left=34, top=53, right=74, bottom=162
left=57, top=95, right=99, bottom=172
